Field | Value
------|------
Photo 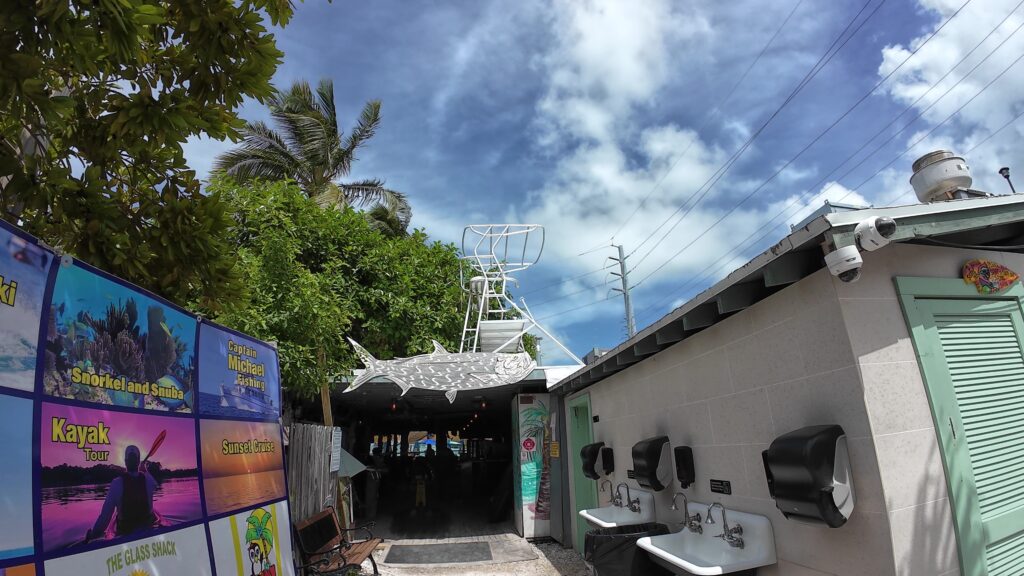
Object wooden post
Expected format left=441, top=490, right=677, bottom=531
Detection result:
left=318, top=348, right=333, bottom=427
left=338, top=477, right=351, bottom=530
left=320, top=384, right=333, bottom=427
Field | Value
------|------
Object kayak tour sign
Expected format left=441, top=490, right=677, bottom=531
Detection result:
left=0, top=219, right=292, bottom=576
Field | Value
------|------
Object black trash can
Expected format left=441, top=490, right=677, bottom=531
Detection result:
left=584, top=522, right=672, bottom=576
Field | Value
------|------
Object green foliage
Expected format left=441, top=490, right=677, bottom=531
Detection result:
left=215, top=78, right=411, bottom=233
left=209, top=177, right=465, bottom=398
left=0, top=0, right=293, bottom=309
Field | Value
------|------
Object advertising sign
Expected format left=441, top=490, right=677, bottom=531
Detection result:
left=200, top=420, right=286, bottom=517
left=0, top=222, right=52, bottom=392
left=40, top=403, right=202, bottom=553
left=198, top=323, right=280, bottom=420
left=43, top=525, right=212, bottom=576
left=45, top=263, right=197, bottom=413
left=0, top=216, right=292, bottom=574
left=0, top=394, right=33, bottom=562
left=209, top=500, right=295, bottom=576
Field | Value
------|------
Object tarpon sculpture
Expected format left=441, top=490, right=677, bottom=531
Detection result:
left=345, top=338, right=536, bottom=403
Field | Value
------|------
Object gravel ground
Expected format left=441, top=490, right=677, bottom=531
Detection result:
left=364, top=542, right=590, bottom=576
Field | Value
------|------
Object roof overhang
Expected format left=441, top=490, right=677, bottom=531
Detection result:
left=555, top=194, right=1024, bottom=395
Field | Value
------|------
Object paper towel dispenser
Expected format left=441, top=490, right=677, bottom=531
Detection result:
left=762, top=424, right=854, bottom=528
left=632, top=436, right=671, bottom=491
left=580, top=442, right=614, bottom=480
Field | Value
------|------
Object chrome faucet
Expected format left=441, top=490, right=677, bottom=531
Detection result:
left=612, top=482, right=625, bottom=507
left=600, top=479, right=613, bottom=495
left=615, top=482, right=641, bottom=513
left=705, top=502, right=744, bottom=548
left=670, top=492, right=702, bottom=534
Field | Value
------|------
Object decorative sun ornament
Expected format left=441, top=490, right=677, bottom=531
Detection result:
left=963, top=259, right=1020, bottom=293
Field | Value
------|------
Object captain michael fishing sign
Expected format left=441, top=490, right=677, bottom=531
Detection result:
left=197, top=323, right=281, bottom=420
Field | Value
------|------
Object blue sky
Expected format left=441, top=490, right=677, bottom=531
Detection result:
left=185, top=0, right=1024, bottom=362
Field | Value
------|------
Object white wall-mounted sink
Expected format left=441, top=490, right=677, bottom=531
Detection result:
left=579, top=488, right=655, bottom=528
left=636, top=501, right=776, bottom=575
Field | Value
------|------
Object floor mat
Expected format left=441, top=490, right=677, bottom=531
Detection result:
left=384, top=542, right=493, bottom=564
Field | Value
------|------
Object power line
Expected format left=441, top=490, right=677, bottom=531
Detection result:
left=604, top=0, right=809, bottom=244
left=631, top=0, right=1011, bottom=311
left=627, top=0, right=981, bottom=280
left=536, top=0, right=906, bottom=325
left=536, top=296, right=612, bottom=322
left=639, top=36, right=1024, bottom=322
left=535, top=0, right=1008, bottom=327
left=518, top=263, right=615, bottom=298
left=625, top=0, right=887, bottom=268
left=533, top=0, right=812, bottom=293
left=879, top=107, right=1024, bottom=207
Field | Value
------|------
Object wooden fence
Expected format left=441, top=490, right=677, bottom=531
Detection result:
left=287, top=422, right=337, bottom=523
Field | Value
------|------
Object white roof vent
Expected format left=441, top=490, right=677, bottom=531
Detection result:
left=910, top=150, right=973, bottom=202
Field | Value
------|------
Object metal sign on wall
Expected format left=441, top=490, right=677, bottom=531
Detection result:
left=0, top=219, right=293, bottom=576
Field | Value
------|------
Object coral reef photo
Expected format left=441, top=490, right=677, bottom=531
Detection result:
left=44, top=264, right=196, bottom=412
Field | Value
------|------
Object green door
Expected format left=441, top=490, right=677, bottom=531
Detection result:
left=898, top=278, right=1024, bottom=576
left=568, top=393, right=598, bottom=552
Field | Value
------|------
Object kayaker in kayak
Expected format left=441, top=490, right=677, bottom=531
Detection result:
left=85, top=445, right=157, bottom=541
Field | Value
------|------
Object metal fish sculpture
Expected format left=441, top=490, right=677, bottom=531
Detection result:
left=963, top=259, right=1019, bottom=293
left=346, top=338, right=536, bottom=403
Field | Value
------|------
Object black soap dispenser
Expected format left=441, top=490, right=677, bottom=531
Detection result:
left=674, top=446, right=695, bottom=489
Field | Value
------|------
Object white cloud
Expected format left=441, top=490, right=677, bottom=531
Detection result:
left=534, top=0, right=708, bottom=145
left=777, top=181, right=871, bottom=230
left=879, top=0, right=1024, bottom=193
left=518, top=0, right=837, bottom=332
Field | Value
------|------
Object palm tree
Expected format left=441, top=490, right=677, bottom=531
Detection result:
left=364, top=195, right=412, bottom=238
left=215, top=79, right=411, bottom=233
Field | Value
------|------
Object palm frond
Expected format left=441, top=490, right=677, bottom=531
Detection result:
left=315, top=79, right=339, bottom=131
left=271, top=110, right=335, bottom=175
left=365, top=189, right=413, bottom=233
left=311, top=184, right=344, bottom=210
left=214, top=121, right=301, bottom=183
left=270, top=80, right=315, bottom=115
left=341, top=180, right=405, bottom=208
left=342, top=100, right=381, bottom=157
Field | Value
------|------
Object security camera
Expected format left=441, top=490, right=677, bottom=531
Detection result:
left=825, top=245, right=863, bottom=283
left=854, top=216, right=897, bottom=251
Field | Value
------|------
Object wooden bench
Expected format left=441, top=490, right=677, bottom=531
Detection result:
left=294, top=507, right=382, bottom=575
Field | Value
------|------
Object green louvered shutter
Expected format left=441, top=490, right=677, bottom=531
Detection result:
left=919, top=298, right=1024, bottom=576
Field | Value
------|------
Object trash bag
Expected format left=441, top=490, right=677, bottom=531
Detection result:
left=584, top=522, right=672, bottom=576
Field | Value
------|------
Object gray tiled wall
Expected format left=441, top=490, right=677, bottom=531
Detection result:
left=569, top=267, right=897, bottom=576
left=567, top=242, right=1024, bottom=575
left=834, top=243, right=1024, bottom=576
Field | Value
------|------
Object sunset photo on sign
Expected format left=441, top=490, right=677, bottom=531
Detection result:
left=200, top=420, right=285, bottom=516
